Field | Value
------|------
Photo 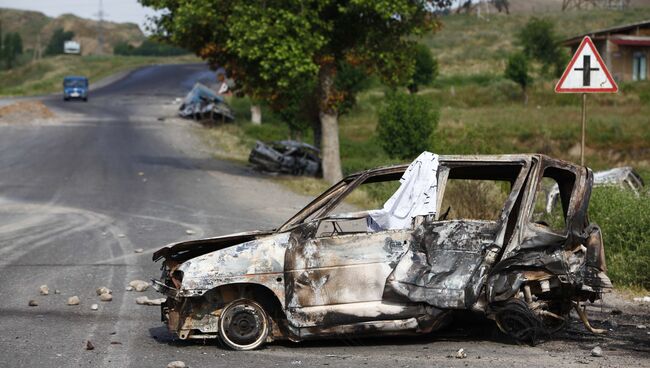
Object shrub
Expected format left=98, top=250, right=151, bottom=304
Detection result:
left=45, top=28, right=74, bottom=56
left=517, top=17, right=565, bottom=76
left=589, top=187, right=650, bottom=289
left=505, top=52, right=531, bottom=105
left=376, top=92, right=438, bottom=160
left=408, top=44, right=438, bottom=93
left=113, top=39, right=188, bottom=56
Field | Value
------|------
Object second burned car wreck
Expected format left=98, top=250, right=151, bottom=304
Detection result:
left=152, top=152, right=611, bottom=350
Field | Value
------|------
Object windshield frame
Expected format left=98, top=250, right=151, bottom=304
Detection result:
left=63, top=78, right=88, bottom=88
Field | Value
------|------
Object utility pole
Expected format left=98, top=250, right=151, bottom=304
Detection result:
left=33, top=34, right=41, bottom=62
left=95, top=0, right=106, bottom=55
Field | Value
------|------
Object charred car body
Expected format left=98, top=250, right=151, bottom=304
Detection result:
left=248, top=140, right=322, bottom=176
left=178, top=83, right=234, bottom=122
left=152, top=153, right=611, bottom=350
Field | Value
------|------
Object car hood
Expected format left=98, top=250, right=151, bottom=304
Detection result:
left=152, top=229, right=275, bottom=263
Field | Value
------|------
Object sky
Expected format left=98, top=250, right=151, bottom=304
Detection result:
left=0, top=0, right=159, bottom=31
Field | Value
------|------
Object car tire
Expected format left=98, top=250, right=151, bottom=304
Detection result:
left=494, top=298, right=543, bottom=345
left=218, top=299, right=269, bottom=350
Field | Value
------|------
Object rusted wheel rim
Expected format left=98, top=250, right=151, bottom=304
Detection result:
left=220, top=300, right=268, bottom=350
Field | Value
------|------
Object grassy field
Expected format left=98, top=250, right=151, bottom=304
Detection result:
left=0, top=54, right=200, bottom=97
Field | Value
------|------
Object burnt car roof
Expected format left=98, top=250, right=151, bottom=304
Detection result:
left=341, top=154, right=575, bottom=182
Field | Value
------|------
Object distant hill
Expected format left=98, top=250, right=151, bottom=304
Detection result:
left=458, top=0, right=650, bottom=14
left=427, top=5, right=650, bottom=75
left=0, top=8, right=145, bottom=56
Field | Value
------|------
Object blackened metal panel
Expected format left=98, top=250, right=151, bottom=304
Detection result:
left=383, top=220, right=498, bottom=309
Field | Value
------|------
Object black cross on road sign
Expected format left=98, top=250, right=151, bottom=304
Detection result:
left=574, top=55, right=599, bottom=86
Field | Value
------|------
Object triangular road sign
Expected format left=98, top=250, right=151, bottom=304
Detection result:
left=555, top=36, right=618, bottom=93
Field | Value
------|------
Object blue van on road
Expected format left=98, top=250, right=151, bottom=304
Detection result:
left=63, top=76, right=89, bottom=101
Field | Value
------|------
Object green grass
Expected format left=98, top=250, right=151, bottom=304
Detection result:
left=589, top=187, right=650, bottom=289
left=0, top=54, right=200, bottom=97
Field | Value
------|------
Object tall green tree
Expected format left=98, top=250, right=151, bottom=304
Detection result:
left=45, top=28, right=75, bottom=56
left=3, top=32, right=23, bottom=69
left=140, top=0, right=451, bottom=183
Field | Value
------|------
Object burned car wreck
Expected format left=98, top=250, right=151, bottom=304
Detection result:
left=178, top=83, right=234, bottom=122
left=152, top=152, right=611, bottom=350
left=248, top=140, right=322, bottom=176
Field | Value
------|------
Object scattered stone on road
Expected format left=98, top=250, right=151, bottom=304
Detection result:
left=135, top=296, right=166, bottom=306
left=67, top=296, right=80, bottom=306
left=96, top=287, right=112, bottom=295
left=185, top=229, right=195, bottom=235
left=591, top=346, right=603, bottom=357
left=99, top=293, right=113, bottom=302
left=118, top=234, right=126, bottom=238
left=167, top=361, right=186, bottom=368
left=456, top=348, right=467, bottom=359
left=125, top=286, right=134, bottom=291
left=28, top=300, right=38, bottom=307
left=54, top=290, right=60, bottom=294
left=637, top=324, right=647, bottom=329
left=85, top=341, right=94, bottom=351
left=129, top=280, right=150, bottom=292
left=39, top=285, right=49, bottom=295
left=134, top=248, right=144, bottom=253
left=91, top=304, right=99, bottom=311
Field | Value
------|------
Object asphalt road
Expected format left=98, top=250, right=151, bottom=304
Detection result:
left=0, top=64, right=647, bottom=368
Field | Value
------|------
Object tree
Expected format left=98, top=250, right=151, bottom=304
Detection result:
left=517, top=17, right=565, bottom=76
left=0, top=21, right=4, bottom=65
left=45, top=28, right=75, bottom=56
left=3, top=32, right=23, bottom=69
left=408, top=44, right=438, bottom=93
left=377, top=92, right=438, bottom=160
left=505, top=52, right=532, bottom=106
left=140, top=0, right=451, bottom=183
left=492, top=0, right=510, bottom=14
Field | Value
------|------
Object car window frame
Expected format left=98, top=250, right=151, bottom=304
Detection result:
left=526, top=159, right=579, bottom=237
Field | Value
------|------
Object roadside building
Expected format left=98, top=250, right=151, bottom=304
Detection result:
left=562, top=19, right=650, bottom=82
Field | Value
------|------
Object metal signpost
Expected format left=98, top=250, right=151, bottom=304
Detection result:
left=555, top=36, right=618, bottom=166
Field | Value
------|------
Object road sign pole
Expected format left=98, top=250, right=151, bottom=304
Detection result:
left=555, top=36, right=618, bottom=167
left=581, top=93, right=586, bottom=166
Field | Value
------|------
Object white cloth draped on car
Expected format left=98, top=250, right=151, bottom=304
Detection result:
left=367, top=152, right=439, bottom=231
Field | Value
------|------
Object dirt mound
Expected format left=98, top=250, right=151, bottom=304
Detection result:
left=0, top=101, right=56, bottom=124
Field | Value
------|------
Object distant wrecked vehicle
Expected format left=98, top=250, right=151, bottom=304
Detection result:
left=152, top=152, right=611, bottom=350
left=63, top=76, right=89, bottom=102
left=248, top=140, right=322, bottom=176
left=179, top=83, right=234, bottom=122
left=546, top=166, right=644, bottom=213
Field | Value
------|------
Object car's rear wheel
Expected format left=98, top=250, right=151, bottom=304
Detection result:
left=495, top=298, right=543, bottom=345
left=219, top=299, right=269, bottom=350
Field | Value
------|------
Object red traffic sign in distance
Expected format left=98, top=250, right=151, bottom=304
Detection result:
left=555, top=36, right=618, bottom=93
